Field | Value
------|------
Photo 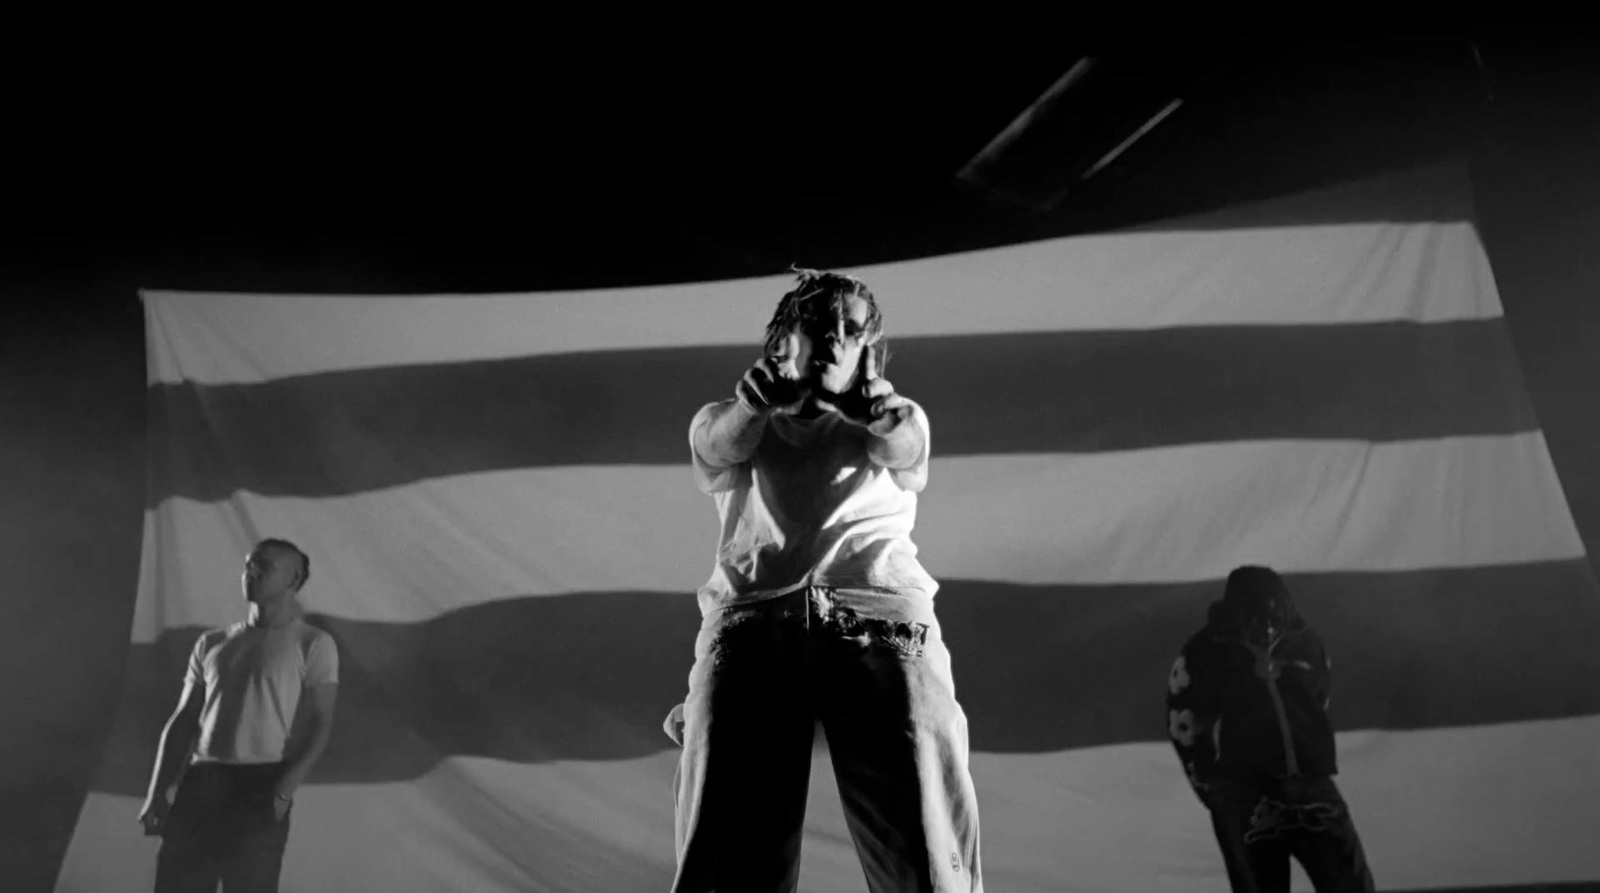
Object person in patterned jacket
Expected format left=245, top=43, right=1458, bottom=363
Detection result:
left=1166, top=564, right=1375, bottom=892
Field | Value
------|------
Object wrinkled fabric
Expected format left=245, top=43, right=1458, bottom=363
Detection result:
left=689, top=402, right=939, bottom=613
left=187, top=620, right=339, bottom=764
left=672, top=587, right=982, bottom=893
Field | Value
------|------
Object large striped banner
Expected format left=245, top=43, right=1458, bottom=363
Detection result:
left=58, top=164, right=1600, bottom=892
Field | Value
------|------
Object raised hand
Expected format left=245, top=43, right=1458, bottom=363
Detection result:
left=736, top=354, right=809, bottom=416
left=814, top=344, right=912, bottom=431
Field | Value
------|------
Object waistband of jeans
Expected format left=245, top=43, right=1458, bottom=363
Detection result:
left=711, top=585, right=936, bottom=624
left=187, top=760, right=288, bottom=778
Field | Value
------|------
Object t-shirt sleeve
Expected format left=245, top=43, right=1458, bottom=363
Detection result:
left=689, top=400, right=743, bottom=494
left=305, top=631, right=340, bottom=686
left=887, top=400, right=932, bottom=492
left=183, top=632, right=209, bottom=687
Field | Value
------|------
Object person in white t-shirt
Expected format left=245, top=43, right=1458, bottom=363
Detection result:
left=138, top=537, right=339, bottom=893
left=667, top=269, right=983, bottom=892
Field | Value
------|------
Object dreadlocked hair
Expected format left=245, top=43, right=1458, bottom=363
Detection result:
left=762, top=266, right=889, bottom=371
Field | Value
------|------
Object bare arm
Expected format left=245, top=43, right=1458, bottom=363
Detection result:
left=274, top=683, right=338, bottom=799
left=139, top=679, right=204, bottom=831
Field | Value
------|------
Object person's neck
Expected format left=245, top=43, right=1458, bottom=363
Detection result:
left=247, top=597, right=299, bottom=629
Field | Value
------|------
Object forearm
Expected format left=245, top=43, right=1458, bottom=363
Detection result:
left=145, top=718, right=196, bottom=804
left=864, top=408, right=925, bottom=470
left=695, top=399, right=772, bottom=468
left=276, top=721, right=332, bottom=796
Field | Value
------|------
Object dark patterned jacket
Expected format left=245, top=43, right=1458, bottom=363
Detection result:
left=1166, top=566, right=1338, bottom=796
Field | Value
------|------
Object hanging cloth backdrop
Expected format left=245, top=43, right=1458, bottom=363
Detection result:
left=59, top=163, right=1600, bottom=892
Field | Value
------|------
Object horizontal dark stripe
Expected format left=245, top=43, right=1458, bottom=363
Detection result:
left=88, top=558, right=1600, bottom=795
left=147, top=318, right=1537, bottom=502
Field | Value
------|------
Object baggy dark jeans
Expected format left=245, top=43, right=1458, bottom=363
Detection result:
left=154, top=761, right=292, bottom=893
left=1204, top=775, right=1375, bottom=893
left=671, top=586, right=983, bottom=892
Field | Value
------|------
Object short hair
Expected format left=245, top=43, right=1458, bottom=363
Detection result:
left=763, top=266, right=889, bottom=372
left=257, top=538, right=311, bottom=590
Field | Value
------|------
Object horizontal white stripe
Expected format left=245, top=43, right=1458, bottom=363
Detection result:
left=131, top=433, right=1583, bottom=640
left=59, top=716, right=1600, bottom=892
left=926, top=432, right=1583, bottom=586
left=145, top=173, right=1499, bottom=385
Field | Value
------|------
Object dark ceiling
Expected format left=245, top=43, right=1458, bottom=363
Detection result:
left=3, top=27, right=1595, bottom=290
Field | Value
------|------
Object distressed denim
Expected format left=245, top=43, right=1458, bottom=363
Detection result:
left=671, top=587, right=983, bottom=892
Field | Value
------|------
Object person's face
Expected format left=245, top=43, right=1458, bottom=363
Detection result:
left=787, top=293, right=876, bottom=395
left=241, top=544, right=300, bottom=604
left=1243, top=597, right=1284, bottom=643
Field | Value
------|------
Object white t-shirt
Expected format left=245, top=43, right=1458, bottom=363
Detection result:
left=186, top=618, right=340, bottom=765
left=689, top=399, right=939, bottom=613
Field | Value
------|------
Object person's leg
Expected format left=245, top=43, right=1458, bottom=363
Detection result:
left=154, top=764, right=228, bottom=893
left=815, top=590, right=982, bottom=893
left=1205, top=780, right=1292, bottom=893
left=154, top=831, right=220, bottom=893
left=673, top=594, right=816, bottom=893
left=1282, top=778, right=1376, bottom=893
left=219, top=764, right=293, bottom=893
left=153, top=768, right=232, bottom=893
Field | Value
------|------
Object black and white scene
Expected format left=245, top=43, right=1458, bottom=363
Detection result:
left=5, top=25, right=1599, bottom=893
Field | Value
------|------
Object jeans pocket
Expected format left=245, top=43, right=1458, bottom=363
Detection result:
left=867, top=618, right=930, bottom=658
left=831, top=610, right=930, bottom=660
